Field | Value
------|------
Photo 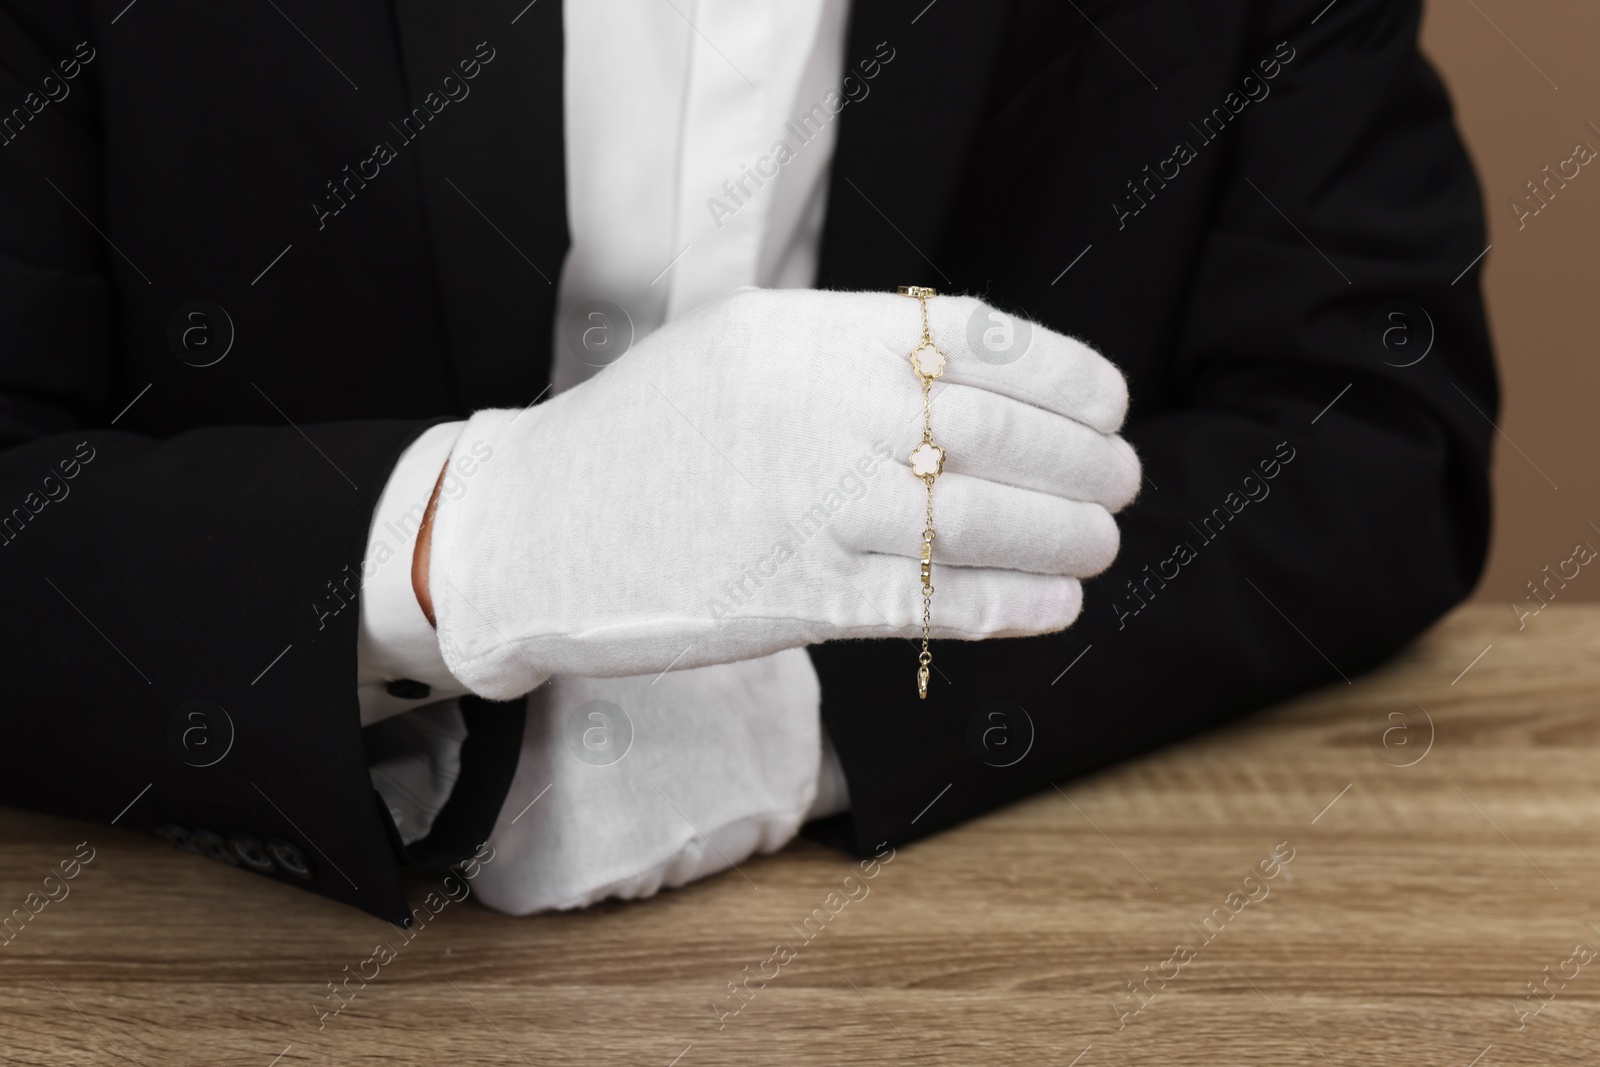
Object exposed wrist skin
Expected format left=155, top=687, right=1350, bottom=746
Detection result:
left=413, top=460, right=449, bottom=627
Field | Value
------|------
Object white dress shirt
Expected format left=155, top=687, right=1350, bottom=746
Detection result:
left=358, top=0, right=853, bottom=907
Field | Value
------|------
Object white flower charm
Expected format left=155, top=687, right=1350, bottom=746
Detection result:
left=910, top=342, right=945, bottom=380
left=909, top=441, right=945, bottom=479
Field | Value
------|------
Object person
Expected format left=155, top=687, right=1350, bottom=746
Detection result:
left=0, top=0, right=1493, bottom=922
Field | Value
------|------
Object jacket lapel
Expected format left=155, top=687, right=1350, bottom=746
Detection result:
left=390, top=0, right=1006, bottom=406
left=391, top=0, right=568, bottom=410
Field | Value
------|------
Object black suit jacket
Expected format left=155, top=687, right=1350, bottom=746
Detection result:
left=0, top=0, right=1493, bottom=922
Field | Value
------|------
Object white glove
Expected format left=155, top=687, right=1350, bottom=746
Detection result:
left=429, top=287, right=1139, bottom=699
left=469, top=649, right=823, bottom=915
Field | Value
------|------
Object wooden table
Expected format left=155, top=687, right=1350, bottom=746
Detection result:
left=5, top=603, right=1598, bottom=1066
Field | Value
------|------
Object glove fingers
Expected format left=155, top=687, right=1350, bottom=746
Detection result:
left=730, top=288, right=1129, bottom=434
left=923, top=295, right=1129, bottom=434
left=927, top=383, right=1141, bottom=507
left=846, top=552, right=1083, bottom=640
left=847, top=471, right=1120, bottom=577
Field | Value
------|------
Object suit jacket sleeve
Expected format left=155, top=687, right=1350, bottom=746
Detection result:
left=808, top=0, right=1495, bottom=853
left=0, top=0, right=519, bottom=923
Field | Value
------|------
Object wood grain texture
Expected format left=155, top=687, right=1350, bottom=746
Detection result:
left=4, top=604, right=1599, bottom=1066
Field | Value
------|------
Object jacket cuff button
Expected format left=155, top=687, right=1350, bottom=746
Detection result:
left=268, top=839, right=314, bottom=879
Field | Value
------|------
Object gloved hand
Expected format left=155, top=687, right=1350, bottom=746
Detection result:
left=428, top=287, right=1139, bottom=699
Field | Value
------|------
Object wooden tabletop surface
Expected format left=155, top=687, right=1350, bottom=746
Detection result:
left=5, top=603, right=1598, bottom=1066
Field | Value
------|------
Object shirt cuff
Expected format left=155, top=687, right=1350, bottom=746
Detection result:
left=808, top=727, right=850, bottom=819
left=357, top=421, right=472, bottom=726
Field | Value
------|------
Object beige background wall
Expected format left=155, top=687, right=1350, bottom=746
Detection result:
left=1418, top=2, right=1600, bottom=604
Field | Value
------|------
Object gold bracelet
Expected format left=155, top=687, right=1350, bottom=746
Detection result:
left=898, top=284, right=945, bottom=700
